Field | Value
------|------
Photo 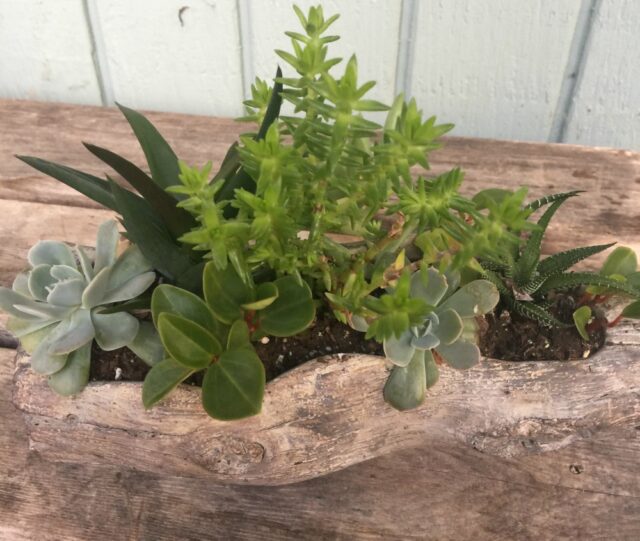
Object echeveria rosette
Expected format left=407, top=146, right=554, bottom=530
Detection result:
left=0, top=220, right=163, bottom=396
left=382, top=267, right=499, bottom=410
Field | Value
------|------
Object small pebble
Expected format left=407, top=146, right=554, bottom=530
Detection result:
left=260, top=336, right=270, bottom=344
left=583, top=350, right=591, bottom=358
left=115, top=367, right=123, bottom=381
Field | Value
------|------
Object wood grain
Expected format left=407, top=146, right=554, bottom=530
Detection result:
left=2, top=100, right=640, bottom=539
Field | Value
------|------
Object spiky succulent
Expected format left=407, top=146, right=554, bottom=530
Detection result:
left=364, top=267, right=499, bottom=410
left=478, top=191, right=639, bottom=327
left=0, top=220, right=163, bottom=395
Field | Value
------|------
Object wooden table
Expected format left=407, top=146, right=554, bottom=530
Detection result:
left=1, top=99, right=639, bottom=540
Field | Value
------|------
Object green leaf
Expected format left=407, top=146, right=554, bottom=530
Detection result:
left=47, top=342, right=91, bottom=396
left=511, top=300, right=565, bottom=327
left=226, top=319, right=252, bottom=350
left=424, top=350, right=439, bottom=389
left=257, top=66, right=284, bottom=140
left=622, top=300, right=640, bottom=319
left=201, top=348, right=265, bottom=420
left=202, top=262, right=253, bottom=324
left=151, top=284, right=219, bottom=332
left=211, top=142, right=240, bottom=183
left=435, top=308, right=463, bottom=345
left=435, top=340, right=480, bottom=369
left=241, top=282, right=278, bottom=310
left=259, top=276, right=315, bottom=336
left=524, top=190, right=582, bottom=212
left=109, top=180, right=196, bottom=284
left=91, top=311, right=139, bottom=350
left=84, top=143, right=195, bottom=237
left=383, top=349, right=426, bottom=411
left=127, top=320, right=165, bottom=366
left=439, top=280, right=499, bottom=318
left=117, top=104, right=182, bottom=194
left=158, top=313, right=221, bottom=369
left=601, top=246, right=638, bottom=277
left=142, top=358, right=194, bottom=409
left=16, top=156, right=117, bottom=211
left=383, top=330, right=415, bottom=367
left=472, top=188, right=514, bottom=210
left=573, top=306, right=592, bottom=341
left=537, top=243, right=615, bottom=277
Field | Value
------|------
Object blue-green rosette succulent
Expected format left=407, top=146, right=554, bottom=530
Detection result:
left=382, top=267, right=499, bottom=410
left=0, top=220, right=164, bottom=395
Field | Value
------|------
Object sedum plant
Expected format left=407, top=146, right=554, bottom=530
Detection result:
left=0, top=220, right=163, bottom=395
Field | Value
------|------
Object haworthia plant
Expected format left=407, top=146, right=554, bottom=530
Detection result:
left=0, top=220, right=164, bottom=395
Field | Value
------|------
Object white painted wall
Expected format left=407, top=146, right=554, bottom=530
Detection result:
left=0, top=0, right=638, bottom=149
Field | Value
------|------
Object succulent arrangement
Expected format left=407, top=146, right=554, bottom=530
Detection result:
left=4, top=5, right=639, bottom=420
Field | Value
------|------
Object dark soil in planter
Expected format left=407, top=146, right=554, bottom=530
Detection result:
left=89, top=291, right=608, bottom=384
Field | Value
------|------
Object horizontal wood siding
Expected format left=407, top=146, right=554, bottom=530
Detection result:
left=0, top=0, right=637, bottom=149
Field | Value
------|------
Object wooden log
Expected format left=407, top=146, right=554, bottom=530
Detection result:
left=12, top=319, right=640, bottom=486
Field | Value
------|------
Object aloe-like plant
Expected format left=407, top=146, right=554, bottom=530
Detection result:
left=476, top=191, right=639, bottom=327
left=0, top=220, right=163, bottom=395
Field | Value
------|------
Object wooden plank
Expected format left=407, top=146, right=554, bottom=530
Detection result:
left=92, top=0, right=245, bottom=116
left=564, top=0, right=640, bottom=149
left=410, top=1, right=582, bottom=142
left=0, top=0, right=101, bottom=106
left=0, top=199, right=113, bottom=287
left=247, top=0, right=402, bottom=110
left=2, top=348, right=640, bottom=539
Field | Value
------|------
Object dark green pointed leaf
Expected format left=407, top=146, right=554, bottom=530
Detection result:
left=142, top=358, right=194, bottom=409
left=201, top=348, right=265, bottom=420
left=17, top=156, right=117, bottom=210
left=109, top=180, right=195, bottom=282
left=524, top=190, right=582, bottom=212
left=259, top=276, right=315, bottom=336
left=538, top=243, right=615, bottom=277
left=538, top=272, right=640, bottom=297
left=202, top=262, right=253, bottom=324
left=257, top=66, right=283, bottom=140
left=117, top=104, right=182, bottom=193
left=84, top=143, right=195, bottom=237
left=158, top=313, right=221, bottom=369
left=211, top=142, right=240, bottom=183
left=511, top=300, right=565, bottom=327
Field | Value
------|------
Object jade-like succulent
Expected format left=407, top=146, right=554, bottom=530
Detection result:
left=0, top=220, right=163, bottom=395
left=380, top=267, right=499, bottom=410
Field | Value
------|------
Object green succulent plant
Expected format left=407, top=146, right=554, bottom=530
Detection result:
left=360, top=267, right=498, bottom=410
left=0, top=220, right=164, bottom=395
left=594, top=246, right=640, bottom=320
left=476, top=191, right=639, bottom=327
left=143, top=261, right=315, bottom=420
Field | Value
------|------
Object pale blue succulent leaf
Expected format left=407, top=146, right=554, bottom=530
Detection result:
left=50, top=265, right=84, bottom=282
left=0, top=287, right=42, bottom=320
left=28, top=264, right=55, bottom=301
left=424, top=349, right=440, bottom=389
left=12, top=272, right=32, bottom=297
left=127, top=320, right=165, bottom=366
left=7, top=315, right=56, bottom=339
left=28, top=240, right=76, bottom=268
left=100, top=271, right=155, bottom=305
left=81, top=266, right=112, bottom=309
left=107, top=245, right=153, bottom=292
left=436, top=340, right=481, bottom=369
left=383, top=349, right=426, bottom=410
left=30, top=320, right=70, bottom=375
left=48, top=308, right=95, bottom=355
left=383, top=330, right=415, bottom=366
left=411, top=332, right=440, bottom=350
left=13, top=302, right=71, bottom=320
left=94, top=219, right=120, bottom=273
left=13, top=321, right=58, bottom=354
left=76, top=246, right=95, bottom=282
left=434, top=307, right=464, bottom=345
left=91, top=310, right=139, bottom=351
left=439, top=279, right=499, bottom=318
left=411, top=267, right=448, bottom=306
left=46, top=278, right=85, bottom=307
left=48, top=342, right=91, bottom=396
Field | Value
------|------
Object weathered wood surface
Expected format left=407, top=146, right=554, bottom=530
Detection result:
left=2, top=99, right=640, bottom=538
left=13, top=319, right=640, bottom=486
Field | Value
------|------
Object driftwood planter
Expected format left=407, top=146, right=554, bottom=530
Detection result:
left=11, top=317, right=640, bottom=486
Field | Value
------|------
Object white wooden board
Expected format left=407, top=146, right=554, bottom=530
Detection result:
left=410, top=0, right=582, bottom=142
left=564, top=0, right=640, bottom=150
left=92, top=0, right=245, bottom=116
left=0, top=0, right=102, bottom=105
